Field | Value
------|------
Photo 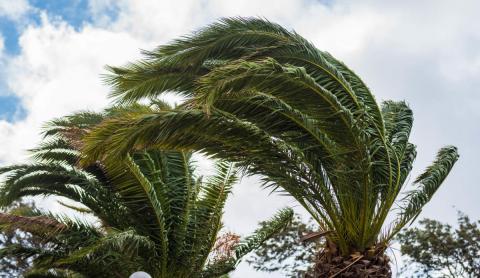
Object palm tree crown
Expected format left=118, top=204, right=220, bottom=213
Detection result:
left=0, top=104, right=293, bottom=277
left=81, top=17, right=459, bottom=261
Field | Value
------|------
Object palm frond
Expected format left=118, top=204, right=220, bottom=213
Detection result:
left=190, top=162, right=237, bottom=270
left=234, top=207, right=294, bottom=260
left=85, top=17, right=460, bottom=256
left=1, top=16, right=460, bottom=274
left=0, top=212, right=66, bottom=237
left=387, top=146, right=459, bottom=239
left=201, top=207, right=293, bottom=277
left=55, top=228, right=156, bottom=265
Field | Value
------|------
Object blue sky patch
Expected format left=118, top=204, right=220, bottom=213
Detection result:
left=30, top=0, right=93, bottom=30
left=0, top=94, right=26, bottom=122
left=0, top=0, right=120, bottom=55
left=0, top=0, right=120, bottom=123
left=0, top=17, right=21, bottom=55
left=30, top=0, right=119, bottom=30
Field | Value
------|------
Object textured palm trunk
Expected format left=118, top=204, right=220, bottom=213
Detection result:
left=307, top=246, right=391, bottom=278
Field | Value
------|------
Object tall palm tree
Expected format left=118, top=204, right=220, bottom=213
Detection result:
left=81, top=18, right=459, bottom=277
left=0, top=104, right=293, bottom=278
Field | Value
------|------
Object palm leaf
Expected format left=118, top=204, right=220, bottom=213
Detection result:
left=388, top=146, right=459, bottom=239
left=82, top=17, right=459, bottom=256
left=201, top=207, right=294, bottom=276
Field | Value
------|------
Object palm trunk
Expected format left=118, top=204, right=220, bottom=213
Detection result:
left=307, top=247, right=391, bottom=278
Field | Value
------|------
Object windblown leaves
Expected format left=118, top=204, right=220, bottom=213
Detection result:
left=0, top=105, right=292, bottom=277
left=83, top=17, right=459, bottom=255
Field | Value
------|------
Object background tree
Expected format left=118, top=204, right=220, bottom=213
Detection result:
left=81, top=17, right=460, bottom=277
left=397, top=213, right=480, bottom=277
left=0, top=201, right=43, bottom=277
left=246, top=214, right=318, bottom=277
left=0, top=104, right=293, bottom=277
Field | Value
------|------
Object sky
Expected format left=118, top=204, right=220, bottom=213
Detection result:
left=0, top=0, right=479, bottom=277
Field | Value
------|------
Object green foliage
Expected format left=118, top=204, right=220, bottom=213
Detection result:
left=81, top=17, right=459, bottom=256
left=202, top=208, right=294, bottom=277
left=0, top=201, right=45, bottom=277
left=246, top=214, right=318, bottom=277
left=397, top=214, right=480, bottom=277
left=0, top=105, right=293, bottom=277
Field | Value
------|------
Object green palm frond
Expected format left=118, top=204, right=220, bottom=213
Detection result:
left=23, top=268, right=84, bottom=278
left=122, top=155, right=168, bottom=273
left=82, top=17, right=459, bottom=256
left=0, top=207, right=103, bottom=268
left=233, top=207, right=294, bottom=260
left=190, top=162, right=237, bottom=271
left=0, top=101, right=287, bottom=277
left=201, top=208, right=293, bottom=277
left=56, top=201, right=92, bottom=214
left=0, top=162, right=130, bottom=229
left=54, top=228, right=156, bottom=267
left=387, top=146, right=459, bottom=239
left=1, top=16, right=458, bottom=275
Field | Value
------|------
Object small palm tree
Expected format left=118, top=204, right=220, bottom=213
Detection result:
left=0, top=104, right=293, bottom=278
left=82, top=18, right=459, bottom=277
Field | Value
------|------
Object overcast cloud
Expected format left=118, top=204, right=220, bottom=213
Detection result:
left=0, top=0, right=479, bottom=277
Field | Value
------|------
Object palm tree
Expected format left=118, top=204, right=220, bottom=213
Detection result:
left=81, top=18, right=459, bottom=277
left=0, top=104, right=293, bottom=278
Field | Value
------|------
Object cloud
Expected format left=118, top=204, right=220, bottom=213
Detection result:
left=0, top=13, right=146, bottom=164
left=0, top=0, right=31, bottom=22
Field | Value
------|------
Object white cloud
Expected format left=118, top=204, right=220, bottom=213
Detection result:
left=0, top=0, right=31, bottom=21
left=1, top=0, right=480, bottom=276
left=0, top=13, right=146, bottom=164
